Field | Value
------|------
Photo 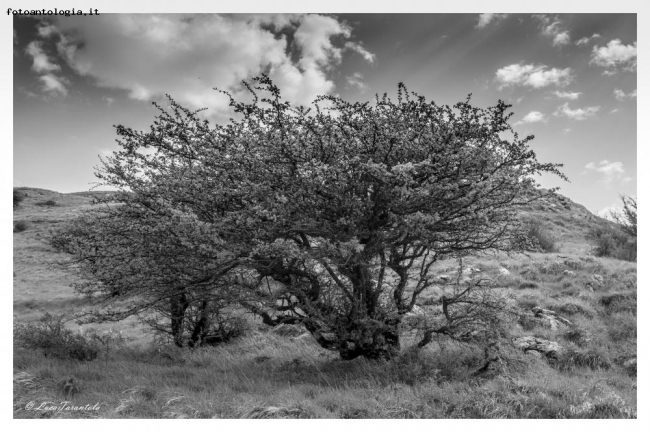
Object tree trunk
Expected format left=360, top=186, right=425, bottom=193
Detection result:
left=338, top=318, right=401, bottom=360
left=170, top=289, right=189, bottom=347
left=305, top=315, right=401, bottom=360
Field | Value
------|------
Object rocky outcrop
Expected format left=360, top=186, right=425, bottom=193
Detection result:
left=512, top=336, right=562, bottom=358
left=531, top=306, right=572, bottom=330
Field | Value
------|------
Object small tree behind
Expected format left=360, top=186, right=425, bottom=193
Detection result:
left=610, top=195, right=637, bottom=238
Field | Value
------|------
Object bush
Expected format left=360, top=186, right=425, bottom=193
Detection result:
left=13, top=190, right=24, bottom=208
left=590, top=225, right=636, bottom=262
left=609, top=195, right=636, bottom=238
left=14, top=314, right=99, bottom=361
left=35, top=199, right=57, bottom=207
left=522, top=220, right=557, bottom=252
left=14, top=221, right=28, bottom=232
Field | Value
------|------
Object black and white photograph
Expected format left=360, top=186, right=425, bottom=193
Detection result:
left=9, top=1, right=643, bottom=423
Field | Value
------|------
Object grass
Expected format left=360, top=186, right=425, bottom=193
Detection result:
left=13, top=187, right=637, bottom=418
left=13, top=327, right=637, bottom=419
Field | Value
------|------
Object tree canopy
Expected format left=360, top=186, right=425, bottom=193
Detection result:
left=52, top=75, right=566, bottom=359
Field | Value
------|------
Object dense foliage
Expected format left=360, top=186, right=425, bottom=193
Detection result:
left=591, top=195, right=636, bottom=262
left=51, top=76, right=566, bottom=359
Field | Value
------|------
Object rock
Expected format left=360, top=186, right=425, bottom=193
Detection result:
left=532, top=306, right=557, bottom=316
left=525, top=350, right=543, bottom=358
left=462, top=267, right=481, bottom=276
left=512, top=336, right=562, bottom=358
left=592, top=274, right=604, bottom=285
left=272, top=324, right=306, bottom=337
left=249, top=406, right=303, bottom=419
left=563, top=270, right=575, bottom=276
left=531, top=307, right=571, bottom=329
left=623, top=358, right=636, bottom=368
left=499, top=267, right=510, bottom=276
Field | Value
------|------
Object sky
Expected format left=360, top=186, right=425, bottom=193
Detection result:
left=11, top=9, right=638, bottom=217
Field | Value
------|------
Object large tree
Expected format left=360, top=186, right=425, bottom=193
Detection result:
left=53, top=75, right=566, bottom=359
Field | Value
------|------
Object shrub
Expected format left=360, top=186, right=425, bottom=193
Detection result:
left=35, top=199, right=57, bottom=207
left=599, top=293, right=636, bottom=315
left=522, top=220, right=557, bottom=253
left=14, top=314, right=99, bottom=361
left=13, top=190, right=24, bottom=208
left=14, top=221, right=28, bottom=232
left=562, top=327, right=591, bottom=346
left=590, top=225, right=636, bottom=262
left=609, top=195, right=636, bottom=238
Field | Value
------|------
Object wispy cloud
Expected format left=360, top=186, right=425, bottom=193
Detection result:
left=535, top=14, right=570, bottom=47
left=345, top=72, right=368, bottom=92
left=590, top=39, right=637, bottom=72
left=496, top=63, right=572, bottom=89
left=575, top=33, right=600, bottom=46
left=344, top=41, right=376, bottom=64
left=38, top=74, right=69, bottom=96
left=585, top=160, right=631, bottom=183
left=613, top=88, right=637, bottom=101
left=514, top=111, right=547, bottom=125
left=476, top=13, right=509, bottom=29
left=554, top=103, right=600, bottom=120
left=37, top=22, right=59, bottom=38
left=553, top=90, right=581, bottom=100
left=25, top=41, right=60, bottom=73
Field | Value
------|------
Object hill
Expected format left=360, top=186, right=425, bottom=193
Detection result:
left=13, top=186, right=637, bottom=419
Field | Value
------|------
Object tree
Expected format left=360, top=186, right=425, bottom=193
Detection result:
left=610, top=195, right=637, bottom=238
left=53, top=75, right=566, bottom=359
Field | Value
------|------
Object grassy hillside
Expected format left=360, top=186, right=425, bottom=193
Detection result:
left=13, top=187, right=637, bottom=419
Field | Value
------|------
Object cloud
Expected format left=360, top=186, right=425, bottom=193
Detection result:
left=345, top=41, right=376, bottom=64
left=590, top=39, right=637, bottom=72
left=515, top=111, right=546, bottom=125
left=585, top=160, right=629, bottom=183
left=553, top=31, right=570, bottom=47
left=49, top=14, right=375, bottom=117
left=553, top=90, right=581, bottom=100
left=102, top=96, right=115, bottom=107
left=495, top=63, right=572, bottom=89
left=346, top=72, right=368, bottom=92
left=38, top=73, right=69, bottom=96
left=25, top=41, right=60, bottom=73
left=575, top=33, right=600, bottom=46
left=535, top=14, right=570, bottom=47
left=554, top=103, right=600, bottom=120
left=37, top=23, right=58, bottom=38
left=610, top=108, right=620, bottom=114
left=476, top=13, right=508, bottom=28
left=614, top=88, right=637, bottom=101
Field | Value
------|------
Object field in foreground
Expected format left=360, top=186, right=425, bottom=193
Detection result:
left=13, top=187, right=637, bottom=418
